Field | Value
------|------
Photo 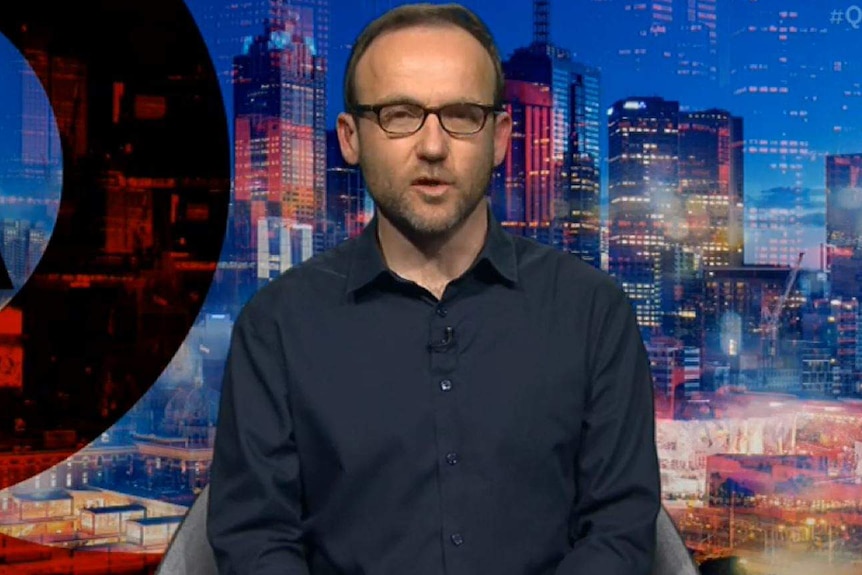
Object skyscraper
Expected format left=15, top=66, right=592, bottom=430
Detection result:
left=195, top=0, right=329, bottom=123
left=493, top=0, right=601, bottom=263
left=566, top=62, right=602, bottom=267
left=232, top=7, right=327, bottom=278
left=678, top=109, right=744, bottom=267
left=20, top=49, right=86, bottom=175
left=825, top=153, right=862, bottom=299
left=491, top=79, right=553, bottom=238
left=826, top=154, right=862, bottom=250
left=607, top=96, right=680, bottom=332
left=325, top=129, right=368, bottom=248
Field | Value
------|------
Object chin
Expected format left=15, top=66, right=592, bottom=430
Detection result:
left=407, top=217, right=460, bottom=237
left=400, top=207, right=464, bottom=237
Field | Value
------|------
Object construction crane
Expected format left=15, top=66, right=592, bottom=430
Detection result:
left=761, top=251, right=805, bottom=362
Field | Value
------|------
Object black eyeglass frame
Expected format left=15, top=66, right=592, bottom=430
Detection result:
left=348, top=101, right=504, bottom=136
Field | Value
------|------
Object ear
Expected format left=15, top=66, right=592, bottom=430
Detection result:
left=492, top=111, right=512, bottom=168
left=337, top=112, right=360, bottom=166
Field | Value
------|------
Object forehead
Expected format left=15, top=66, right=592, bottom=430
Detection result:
left=354, top=24, right=496, bottom=104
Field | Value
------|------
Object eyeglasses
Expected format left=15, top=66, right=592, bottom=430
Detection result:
left=349, top=102, right=501, bottom=136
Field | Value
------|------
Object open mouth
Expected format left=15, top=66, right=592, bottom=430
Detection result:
left=412, top=177, right=451, bottom=187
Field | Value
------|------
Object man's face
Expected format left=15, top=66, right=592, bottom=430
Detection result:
left=337, top=24, right=512, bottom=239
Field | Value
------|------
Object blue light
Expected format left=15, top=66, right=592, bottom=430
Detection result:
left=304, top=35, right=316, bottom=56
left=241, top=35, right=253, bottom=55
left=269, top=30, right=289, bottom=51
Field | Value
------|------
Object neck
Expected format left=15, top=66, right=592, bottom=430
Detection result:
left=376, top=202, right=489, bottom=297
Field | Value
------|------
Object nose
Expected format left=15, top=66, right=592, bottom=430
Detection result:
left=415, top=112, right=449, bottom=161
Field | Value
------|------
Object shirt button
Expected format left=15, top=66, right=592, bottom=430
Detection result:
left=446, top=452, right=459, bottom=465
left=440, top=379, right=453, bottom=391
left=450, top=533, right=464, bottom=546
left=436, top=306, right=448, bottom=317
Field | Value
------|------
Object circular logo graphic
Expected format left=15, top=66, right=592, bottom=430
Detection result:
left=0, top=0, right=230, bottom=487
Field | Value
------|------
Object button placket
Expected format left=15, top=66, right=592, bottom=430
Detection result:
left=428, top=299, right=464, bottom=557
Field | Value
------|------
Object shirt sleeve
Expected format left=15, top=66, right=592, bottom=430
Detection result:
left=554, top=284, right=662, bottom=575
left=206, top=301, right=311, bottom=575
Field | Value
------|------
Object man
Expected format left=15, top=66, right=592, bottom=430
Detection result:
left=207, top=3, right=661, bottom=575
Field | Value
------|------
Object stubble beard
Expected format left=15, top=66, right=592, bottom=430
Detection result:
left=362, top=158, right=494, bottom=245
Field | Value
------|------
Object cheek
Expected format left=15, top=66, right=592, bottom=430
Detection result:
left=459, top=141, right=496, bottom=174
left=360, top=146, right=404, bottom=190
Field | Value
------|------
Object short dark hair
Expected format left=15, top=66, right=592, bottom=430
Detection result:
left=343, top=3, right=505, bottom=111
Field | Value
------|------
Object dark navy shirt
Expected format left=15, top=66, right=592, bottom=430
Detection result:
left=207, top=202, right=661, bottom=575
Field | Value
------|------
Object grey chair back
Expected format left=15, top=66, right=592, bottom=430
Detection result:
left=155, top=486, right=217, bottom=575
left=156, top=485, right=699, bottom=574
left=652, top=504, right=700, bottom=574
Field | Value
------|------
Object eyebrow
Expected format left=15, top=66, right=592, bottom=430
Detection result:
left=367, top=95, right=486, bottom=107
left=371, top=94, right=423, bottom=106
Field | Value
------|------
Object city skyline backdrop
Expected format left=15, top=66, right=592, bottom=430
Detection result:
left=2, top=1, right=862, bottom=573
left=4, top=0, right=861, bottom=271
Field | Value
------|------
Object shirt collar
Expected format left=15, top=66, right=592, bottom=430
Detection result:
left=345, top=201, right=519, bottom=295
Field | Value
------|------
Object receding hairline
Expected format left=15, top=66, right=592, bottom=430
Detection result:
left=342, top=4, right=506, bottom=112
left=350, top=22, right=499, bottom=105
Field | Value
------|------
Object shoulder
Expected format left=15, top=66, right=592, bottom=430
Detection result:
left=511, top=235, right=627, bottom=307
left=235, top=237, right=357, bottom=326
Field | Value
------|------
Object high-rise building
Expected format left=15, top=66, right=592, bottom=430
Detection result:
left=856, top=307, right=862, bottom=389
left=196, top=0, right=328, bottom=266
left=834, top=298, right=859, bottom=395
left=826, top=154, right=862, bottom=250
left=1, top=220, right=29, bottom=287
left=607, top=96, right=680, bottom=331
left=194, top=0, right=329, bottom=122
left=659, top=244, right=703, bottom=347
left=493, top=0, right=602, bottom=263
left=491, top=79, right=553, bottom=237
left=325, top=130, right=368, bottom=249
left=20, top=49, right=86, bottom=174
left=566, top=62, right=602, bottom=267
left=256, top=217, right=313, bottom=283
left=825, top=154, right=862, bottom=300
left=678, top=109, right=744, bottom=267
left=607, top=97, right=746, bottom=342
left=233, top=6, right=328, bottom=271
left=701, top=265, right=795, bottom=366
left=647, top=336, right=701, bottom=419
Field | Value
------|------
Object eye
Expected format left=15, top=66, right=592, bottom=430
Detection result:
left=380, top=104, right=422, bottom=122
left=444, top=103, right=481, bottom=121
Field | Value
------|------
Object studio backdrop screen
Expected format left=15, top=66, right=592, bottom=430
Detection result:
left=1, top=1, right=862, bottom=574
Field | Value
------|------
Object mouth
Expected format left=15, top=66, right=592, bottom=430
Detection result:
left=412, top=177, right=451, bottom=185
left=410, top=177, right=453, bottom=194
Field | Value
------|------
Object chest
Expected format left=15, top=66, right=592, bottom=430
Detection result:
left=280, top=289, right=590, bottom=476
